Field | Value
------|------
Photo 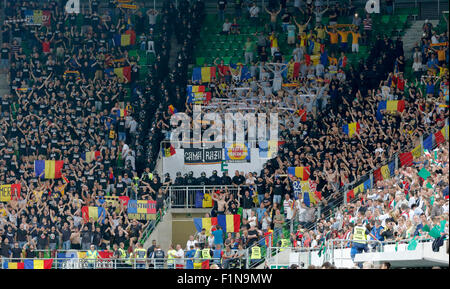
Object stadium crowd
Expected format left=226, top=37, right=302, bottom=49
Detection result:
left=0, top=0, right=206, bottom=261
left=0, top=0, right=448, bottom=269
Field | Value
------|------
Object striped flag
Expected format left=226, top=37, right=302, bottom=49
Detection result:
left=217, top=214, right=241, bottom=233
left=164, top=145, right=176, bottom=157
left=113, top=66, right=131, bottom=82
left=193, top=217, right=218, bottom=236
left=34, top=160, right=64, bottom=179
left=342, top=122, right=360, bottom=137
left=187, top=85, right=212, bottom=104
left=81, top=206, right=106, bottom=223
left=287, top=167, right=310, bottom=180
left=168, top=105, right=177, bottom=115
left=24, top=259, right=53, bottom=269
left=192, top=67, right=216, bottom=83
left=376, top=100, right=405, bottom=122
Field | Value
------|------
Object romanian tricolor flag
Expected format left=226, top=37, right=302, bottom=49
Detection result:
left=81, top=206, right=106, bottom=223
left=342, top=122, right=360, bottom=138
left=287, top=62, right=300, bottom=79
left=81, top=151, right=101, bottom=163
left=217, top=214, right=241, bottom=233
left=376, top=100, right=406, bottom=122
left=303, top=191, right=317, bottom=207
left=373, top=161, right=395, bottom=183
left=192, top=67, right=216, bottom=83
left=24, top=259, right=53, bottom=269
left=34, top=160, right=64, bottom=179
left=399, top=152, right=413, bottom=167
left=287, top=167, right=310, bottom=180
left=116, top=108, right=127, bottom=118
left=193, top=217, right=217, bottom=236
left=187, top=85, right=212, bottom=104
left=164, top=144, right=176, bottom=157
left=3, top=262, right=24, bottom=269
left=193, top=260, right=210, bottom=269
left=258, top=140, right=282, bottom=159
left=168, top=105, right=177, bottom=115
left=0, top=184, right=21, bottom=202
left=113, top=66, right=131, bottom=82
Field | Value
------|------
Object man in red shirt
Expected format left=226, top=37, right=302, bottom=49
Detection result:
left=35, top=33, right=55, bottom=54
left=214, top=58, right=231, bottom=83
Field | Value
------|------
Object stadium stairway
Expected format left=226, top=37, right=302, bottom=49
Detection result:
left=142, top=208, right=174, bottom=252
left=402, top=19, right=439, bottom=59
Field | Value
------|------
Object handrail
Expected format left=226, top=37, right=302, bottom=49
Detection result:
left=139, top=194, right=172, bottom=245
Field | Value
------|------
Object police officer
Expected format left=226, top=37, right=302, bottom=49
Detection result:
left=118, top=242, right=131, bottom=268
left=221, top=171, right=232, bottom=185
left=152, top=170, right=159, bottom=182
left=197, top=172, right=209, bottom=186
left=209, top=170, right=220, bottom=185
left=86, top=244, right=99, bottom=269
left=174, top=172, right=185, bottom=185
left=133, top=243, right=147, bottom=269
left=350, top=219, right=378, bottom=265
left=163, top=173, right=172, bottom=185
left=141, top=167, right=154, bottom=182
left=186, top=171, right=196, bottom=185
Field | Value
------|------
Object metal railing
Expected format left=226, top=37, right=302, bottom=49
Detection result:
left=169, top=185, right=242, bottom=208
left=1, top=257, right=233, bottom=269
left=264, top=238, right=440, bottom=268
left=139, top=192, right=171, bottom=245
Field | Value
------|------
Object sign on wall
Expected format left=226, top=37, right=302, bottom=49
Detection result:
left=184, top=148, right=223, bottom=165
left=224, top=143, right=251, bottom=163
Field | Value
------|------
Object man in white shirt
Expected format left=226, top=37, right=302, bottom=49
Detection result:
left=121, top=141, right=130, bottom=158
left=174, top=244, right=185, bottom=268
left=249, top=2, right=260, bottom=26
left=283, top=193, right=294, bottom=221
left=222, top=19, right=232, bottom=34
left=185, top=235, right=198, bottom=251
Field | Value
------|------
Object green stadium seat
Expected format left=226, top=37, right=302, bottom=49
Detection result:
left=196, top=57, right=206, bottom=66
left=222, top=56, right=232, bottom=65
left=381, top=15, right=391, bottom=24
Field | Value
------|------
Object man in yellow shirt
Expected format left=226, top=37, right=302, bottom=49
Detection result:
left=431, top=45, right=448, bottom=66
left=337, top=28, right=350, bottom=52
left=269, top=31, right=279, bottom=56
left=315, top=24, right=326, bottom=41
left=325, top=26, right=339, bottom=54
left=350, top=27, right=361, bottom=53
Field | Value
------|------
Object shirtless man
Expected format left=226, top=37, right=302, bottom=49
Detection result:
left=265, top=5, right=281, bottom=32
left=212, top=190, right=229, bottom=214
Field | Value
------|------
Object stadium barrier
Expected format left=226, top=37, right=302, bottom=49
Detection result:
left=1, top=256, right=235, bottom=269
left=169, top=185, right=241, bottom=208
left=265, top=238, right=445, bottom=268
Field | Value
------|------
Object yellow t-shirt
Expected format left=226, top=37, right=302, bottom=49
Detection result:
left=437, top=49, right=446, bottom=61
left=300, top=34, right=308, bottom=47
left=337, top=31, right=349, bottom=43
left=313, top=41, right=321, bottom=55
left=328, top=32, right=338, bottom=44
left=269, top=35, right=278, bottom=48
left=315, top=28, right=326, bottom=40
left=350, top=32, right=360, bottom=44
left=311, top=55, right=320, bottom=66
